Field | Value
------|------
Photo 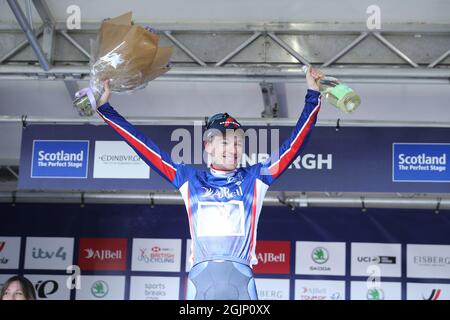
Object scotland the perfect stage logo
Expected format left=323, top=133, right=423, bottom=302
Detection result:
left=393, top=143, right=449, bottom=182
left=31, top=140, right=89, bottom=178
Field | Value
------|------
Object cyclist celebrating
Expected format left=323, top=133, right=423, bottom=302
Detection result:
left=96, top=66, right=323, bottom=300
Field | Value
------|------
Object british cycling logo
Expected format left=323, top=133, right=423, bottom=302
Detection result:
left=138, top=246, right=176, bottom=264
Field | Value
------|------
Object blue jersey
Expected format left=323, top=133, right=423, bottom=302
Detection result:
left=97, top=89, right=321, bottom=268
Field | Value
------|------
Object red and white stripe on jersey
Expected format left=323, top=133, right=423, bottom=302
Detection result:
left=180, top=182, right=195, bottom=267
left=268, top=98, right=321, bottom=179
left=248, top=179, right=269, bottom=266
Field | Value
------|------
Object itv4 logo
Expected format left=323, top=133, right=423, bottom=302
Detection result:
left=32, top=247, right=67, bottom=261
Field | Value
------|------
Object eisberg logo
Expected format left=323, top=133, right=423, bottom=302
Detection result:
left=31, top=140, right=89, bottom=178
left=413, top=255, right=450, bottom=267
left=393, top=143, right=450, bottom=182
left=258, top=289, right=284, bottom=299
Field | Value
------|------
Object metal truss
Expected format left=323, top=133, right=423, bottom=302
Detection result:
left=0, top=0, right=449, bottom=83
left=0, top=187, right=448, bottom=211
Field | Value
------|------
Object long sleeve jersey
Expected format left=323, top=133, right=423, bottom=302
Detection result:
left=97, top=89, right=321, bottom=267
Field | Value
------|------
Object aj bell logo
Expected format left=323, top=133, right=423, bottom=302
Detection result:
left=201, top=186, right=243, bottom=199
left=84, top=248, right=122, bottom=260
left=257, top=252, right=286, bottom=264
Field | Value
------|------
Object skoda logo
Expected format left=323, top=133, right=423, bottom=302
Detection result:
left=311, top=247, right=329, bottom=264
left=91, top=280, right=109, bottom=298
left=367, top=288, right=385, bottom=300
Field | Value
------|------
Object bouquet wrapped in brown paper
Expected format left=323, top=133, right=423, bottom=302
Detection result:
left=73, top=12, right=173, bottom=116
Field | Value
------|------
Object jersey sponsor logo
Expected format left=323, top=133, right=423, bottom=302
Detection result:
left=201, top=186, right=243, bottom=199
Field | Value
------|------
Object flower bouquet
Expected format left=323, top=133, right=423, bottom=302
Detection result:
left=73, top=12, right=173, bottom=116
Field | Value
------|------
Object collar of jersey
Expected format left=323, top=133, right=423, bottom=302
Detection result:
left=209, top=167, right=237, bottom=177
